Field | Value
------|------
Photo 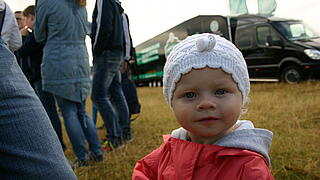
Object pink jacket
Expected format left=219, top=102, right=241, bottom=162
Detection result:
left=133, top=135, right=274, bottom=180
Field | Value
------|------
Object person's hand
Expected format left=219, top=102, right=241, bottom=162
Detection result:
left=120, top=60, right=129, bottom=73
left=20, top=26, right=29, bottom=36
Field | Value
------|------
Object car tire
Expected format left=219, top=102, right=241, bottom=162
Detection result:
left=281, top=65, right=302, bottom=84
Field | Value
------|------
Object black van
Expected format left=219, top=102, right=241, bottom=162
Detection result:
left=132, top=15, right=320, bottom=85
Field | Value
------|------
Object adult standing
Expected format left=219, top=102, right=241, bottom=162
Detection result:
left=34, top=0, right=103, bottom=167
left=16, top=5, right=66, bottom=151
left=91, top=0, right=131, bottom=151
left=0, top=0, right=22, bottom=52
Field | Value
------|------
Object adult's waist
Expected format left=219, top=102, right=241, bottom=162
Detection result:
left=93, top=48, right=123, bottom=57
left=46, top=40, right=85, bottom=45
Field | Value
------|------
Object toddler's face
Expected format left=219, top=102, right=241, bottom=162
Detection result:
left=171, top=67, right=242, bottom=144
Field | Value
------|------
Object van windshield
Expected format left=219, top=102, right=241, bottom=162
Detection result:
left=273, top=21, right=320, bottom=41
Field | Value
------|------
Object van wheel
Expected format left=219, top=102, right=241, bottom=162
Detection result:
left=281, top=65, right=302, bottom=84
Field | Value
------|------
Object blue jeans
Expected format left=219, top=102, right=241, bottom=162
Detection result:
left=92, top=105, right=98, bottom=125
left=91, top=51, right=131, bottom=142
left=33, top=80, right=65, bottom=149
left=0, top=39, right=76, bottom=179
left=55, top=96, right=102, bottom=161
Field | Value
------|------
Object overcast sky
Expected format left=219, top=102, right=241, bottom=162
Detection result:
left=7, top=0, right=320, bottom=47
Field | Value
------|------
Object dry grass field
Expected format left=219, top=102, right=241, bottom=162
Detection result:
left=64, top=82, right=320, bottom=180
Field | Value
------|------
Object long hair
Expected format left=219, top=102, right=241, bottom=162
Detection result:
left=75, top=0, right=86, bottom=6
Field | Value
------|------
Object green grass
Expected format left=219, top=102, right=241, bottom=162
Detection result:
left=63, top=82, right=320, bottom=180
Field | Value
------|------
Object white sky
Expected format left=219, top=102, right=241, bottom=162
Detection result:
left=7, top=0, right=320, bottom=46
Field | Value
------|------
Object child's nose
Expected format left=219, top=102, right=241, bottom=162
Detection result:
left=197, top=99, right=216, bottom=111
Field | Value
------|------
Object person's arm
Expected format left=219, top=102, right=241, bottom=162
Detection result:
left=124, top=13, right=135, bottom=59
left=132, top=148, right=162, bottom=180
left=0, top=40, right=76, bottom=179
left=240, top=157, right=275, bottom=180
left=90, top=0, right=98, bottom=48
left=5, top=3, right=22, bottom=51
left=34, top=0, right=48, bottom=44
left=91, top=0, right=114, bottom=56
left=132, top=158, right=158, bottom=180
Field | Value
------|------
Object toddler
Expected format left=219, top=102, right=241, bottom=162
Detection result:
left=133, top=33, right=274, bottom=179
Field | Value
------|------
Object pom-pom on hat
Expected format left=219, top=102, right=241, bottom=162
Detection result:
left=163, top=33, right=250, bottom=106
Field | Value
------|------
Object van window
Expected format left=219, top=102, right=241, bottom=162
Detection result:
left=273, top=21, right=320, bottom=41
left=257, top=26, right=269, bottom=45
left=290, top=24, right=305, bottom=37
left=236, top=28, right=252, bottom=49
left=257, top=26, right=280, bottom=45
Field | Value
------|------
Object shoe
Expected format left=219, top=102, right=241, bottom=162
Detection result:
left=71, top=159, right=89, bottom=168
left=89, top=153, right=103, bottom=162
left=102, top=140, right=114, bottom=152
left=130, top=114, right=139, bottom=121
left=123, top=135, right=133, bottom=143
left=102, top=139, right=123, bottom=153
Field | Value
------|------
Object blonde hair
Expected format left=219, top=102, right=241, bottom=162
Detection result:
left=75, top=0, right=86, bottom=6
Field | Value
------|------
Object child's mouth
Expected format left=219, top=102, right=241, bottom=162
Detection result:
left=198, top=117, right=219, bottom=121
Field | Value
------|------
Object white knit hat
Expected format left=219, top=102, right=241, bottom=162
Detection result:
left=163, top=33, right=250, bottom=106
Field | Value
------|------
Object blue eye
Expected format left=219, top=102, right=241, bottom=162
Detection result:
left=185, top=92, right=196, bottom=98
left=215, top=89, right=226, bottom=95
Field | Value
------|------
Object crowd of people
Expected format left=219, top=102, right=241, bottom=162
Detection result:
left=0, top=0, right=140, bottom=170
left=0, top=0, right=275, bottom=179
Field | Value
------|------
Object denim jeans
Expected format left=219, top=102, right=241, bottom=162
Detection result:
left=33, top=80, right=65, bottom=149
left=0, top=39, right=76, bottom=179
left=92, top=105, right=98, bottom=125
left=91, top=50, right=131, bottom=142
left=55, top=96, right=102, bottom=161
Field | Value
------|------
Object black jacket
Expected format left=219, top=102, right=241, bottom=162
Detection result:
left=16, top=31, right=43, bottom=84
left=91, top=0, right=124, bottom=57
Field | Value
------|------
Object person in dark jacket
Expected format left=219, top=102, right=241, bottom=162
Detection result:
left=91, top=0, right=130, bottom=151
left=15, top=5, right=66, bottom=151
left=91, top=10, right=140, bottom=124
